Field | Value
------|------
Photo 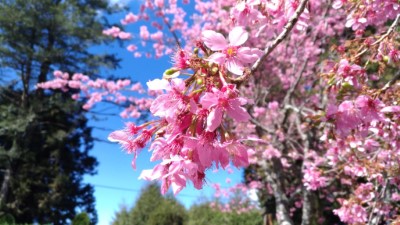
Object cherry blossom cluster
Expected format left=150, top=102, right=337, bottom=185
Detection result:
left=37, top=70, right=151, bottom=118
left=102, top=0, right=192, bottom=58
left=102, top=0, right=313, bottom=58
left=333, top=0, right=399, bottom=32
left=318, top=5, right=400, bottom=223
left=209, top=181, right=260, bottom=213
left=107, top=26, right=263, bottom=195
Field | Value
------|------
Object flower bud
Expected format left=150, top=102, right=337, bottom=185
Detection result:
left=164, top=68, right=179, bottom=75
left=163, top=68, right=180, bottom=79
left=211, top=67, right=219, bottom=75
left=383, top=56, right=389, bottom=63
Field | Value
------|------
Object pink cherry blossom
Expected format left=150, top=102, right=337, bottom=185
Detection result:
left=303, top=167, right=327, bottom=191
left=200, top=84, right=250, bottom=131
left=202, top=26, right=262, bottom=75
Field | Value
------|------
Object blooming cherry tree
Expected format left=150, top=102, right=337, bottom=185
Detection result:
left=38, top=0, right=400, bottom=224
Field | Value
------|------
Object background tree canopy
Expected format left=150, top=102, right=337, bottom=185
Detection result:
left=0, top=0, right=121, bottom=224
left=111, top=182, right=263, bottom=225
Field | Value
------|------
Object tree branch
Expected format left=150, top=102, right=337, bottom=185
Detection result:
left=353, top=13, right=400, bottom=60
left=380, top=70, right=400, bottom=92
left=157, top=7, right=182, bottom=49
left=251, top=0, right=309, bottom=74
left=261, top=160, right=294, bottom=225
left=230, top=0, right=309, bottom=83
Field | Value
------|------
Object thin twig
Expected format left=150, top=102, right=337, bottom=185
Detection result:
left=250, top=118, right=275, bottom=134
left=380, top=70, right=400, bottom=92
left=353, top=14, right=400, bottom=60
left=372, top=14, right=400, bottom=46
left=157, top=7, right=182, bottom=48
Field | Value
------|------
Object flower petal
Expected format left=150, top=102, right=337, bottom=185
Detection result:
left=146, top=78, right=170, bottom=91
left=206, top=107, right=223, bottom=132
left=200, top=92, right=218, bottom=108
left=207, top=52, right=226, bottom=65
left=202, top=30, right=228, bottom=51
left=381, top=106, right=400, bottom=113
left=108, top=130, right=129, bottom=144
left=229, top=26, right=248, bottom=46
left=226, top=59, right=244, bottom=75
left=226, top=99, right=250, bottom=122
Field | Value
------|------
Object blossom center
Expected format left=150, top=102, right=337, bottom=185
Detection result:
left=224, top=47, right=238, bottom=58
left=218, top=97, right=229, bottom=108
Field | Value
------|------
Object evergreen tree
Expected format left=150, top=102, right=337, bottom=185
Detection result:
left=111, top=183, right=187, bottom=225
left=147, top=198, right=187, bottom=225
left=0, top=0, right=120, bottom=224
left=72, top=212, right=91, bottom=225
left=187, top=203, right=263, bottom=225
left=187, top=204, right=226, bottom=225
left=0, top=88, right=97, bottom=224
left=111, top=204, right=131, bottom=225
left=125, top=183, right=165, bottom=225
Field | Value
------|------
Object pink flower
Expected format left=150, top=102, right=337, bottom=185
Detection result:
left=335, top=101, right=361, bottom=137
left=381, top=105, right=400, bottom=113
left=140, top=26, right=150, bottom=40
left=220, top=139, right=249, bottom=168
left=231, top=1, right=262, bottom=26
left=202, top=27, right=262, bottom=75
left=333, top=200, right=368, bottom=223
left=332, top=0, right=347, bottom=9
left=149, top=79, right=189, bottom=122
left=355, top=95, right=382, bottom=123
left=345, top=14, right=368, bottom=31
left=121, top=12, right=138, bottom=25
left=200, top=84, right=250, bottom=132
left=184, top=132, right=217, bottom=168
left=303, top=167, right=327, bottom=191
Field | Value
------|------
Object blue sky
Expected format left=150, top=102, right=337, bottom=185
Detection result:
left=84, top=1, right=244, bottom=224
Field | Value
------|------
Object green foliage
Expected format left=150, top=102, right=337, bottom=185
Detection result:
left=0, top=213, right=15, bottom=224
left=147, top=198, right=187, bottom=225
left=187, top=204, right=226, bottom=225
left=111, top=204, right=131, bottom=225
left=112, top=183, right=187, bottom=225
left=72, top=212, right=91, bottom=225
left=0, top=88, right=98, bottom=225
left=112, top=183, right=263, bottom=225
left=0, top=0, right=119, bottom=84
left=128, top=183, right=166, bottom=225
left=187, top=203, right=263, bottom=225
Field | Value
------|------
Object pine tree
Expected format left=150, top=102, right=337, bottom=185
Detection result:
left=0, top=88, right=98, bottom=224
left=0, top=0, right=120, bottom=224
left=111, top=183, right=187, bottom=225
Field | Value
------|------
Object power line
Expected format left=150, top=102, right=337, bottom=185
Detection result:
left=90, top=183, right=200, bottom=198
